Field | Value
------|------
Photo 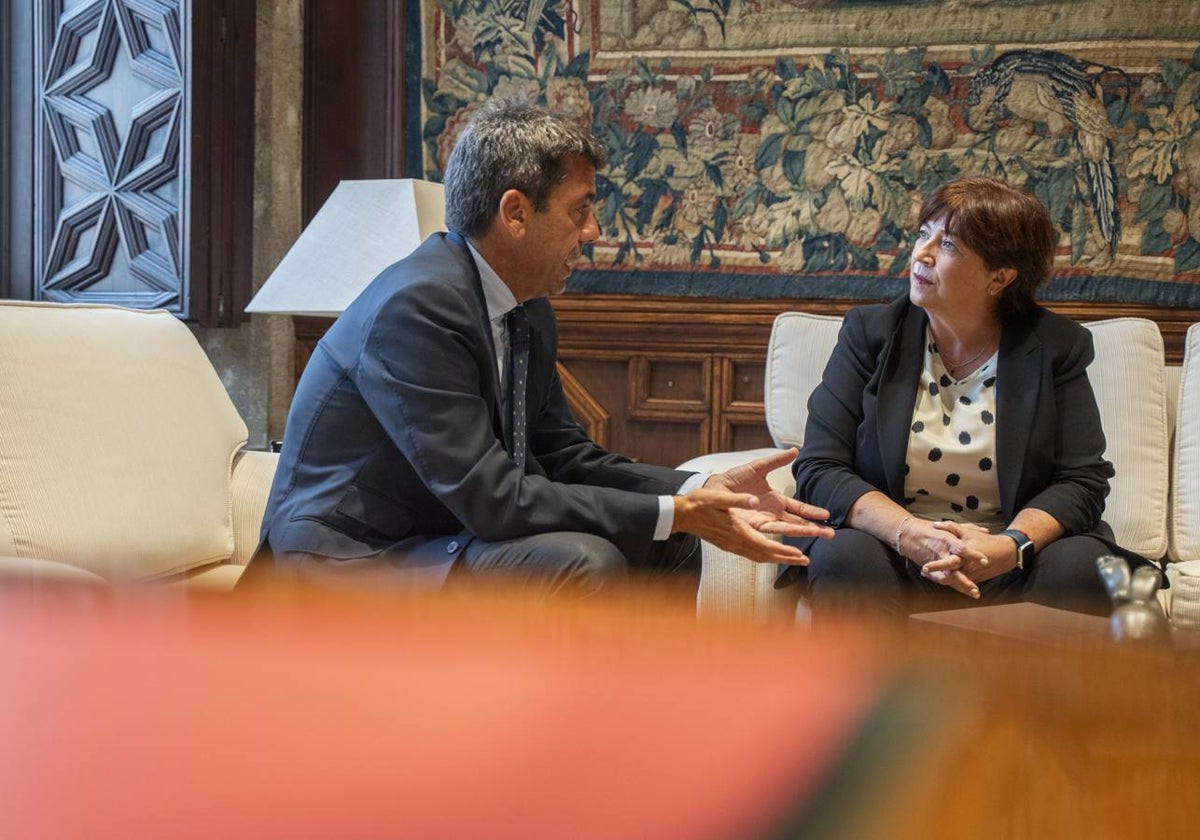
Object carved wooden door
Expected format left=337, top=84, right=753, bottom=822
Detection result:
left=35, top=0, right=189, bottom=312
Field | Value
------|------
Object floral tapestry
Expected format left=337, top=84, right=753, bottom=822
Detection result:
left=413, top=0, right=1200, bottom=306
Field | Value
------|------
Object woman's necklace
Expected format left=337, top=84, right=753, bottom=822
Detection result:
left=936, top=340, right=992, bottom=377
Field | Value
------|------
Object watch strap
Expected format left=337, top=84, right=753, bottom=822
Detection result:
left=999, top=528, right=1034, bottom=570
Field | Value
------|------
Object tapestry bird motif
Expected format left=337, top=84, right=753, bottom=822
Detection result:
left=967, top=50, right=1125, bottom=259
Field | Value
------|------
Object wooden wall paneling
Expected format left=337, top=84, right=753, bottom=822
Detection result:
left=629, top=353, right=713, bottom=467
left=292, top=315, right=330, bottom=386
left=556, top=349, right=709, bottom=467
left=551, top=295, right=1200, bottom=364
left=714, top=354, right=775, bottom=453
left=628, top=354, right=711, bottom=418
left=556, top=361, right=611, bottom=447
left=551, top=295, right=779, bottom=355
left=554, top=297, right=774, bottom=462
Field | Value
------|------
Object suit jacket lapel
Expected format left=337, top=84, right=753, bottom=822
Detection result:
left=995, top=319, right=1041, bottom=520
left=876, top=303, right=927, bottom=501
left=447, top=232, right=505, bottom=441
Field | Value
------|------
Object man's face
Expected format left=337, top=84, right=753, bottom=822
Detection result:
left=520, top=156, right=599, bottom=299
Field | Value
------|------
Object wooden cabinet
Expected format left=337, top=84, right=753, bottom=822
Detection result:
left=554, top=349, right=776, bottom=466
left=551, top=296, right=783, bottom=466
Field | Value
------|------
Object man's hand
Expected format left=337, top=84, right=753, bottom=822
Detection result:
left=705, top=447, right=797, bottom=497
left=704, top=448, right=835, bottom=542
left=673, top=489, right=818, bottom=565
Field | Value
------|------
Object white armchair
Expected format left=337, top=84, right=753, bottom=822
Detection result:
left=1166, top=323, right=1200, bottom=624
left=680, top=312, right=842, bottom=621
left=0, top=302, right=277, bottom=589
left=682, top=312, right=1178, bottom=621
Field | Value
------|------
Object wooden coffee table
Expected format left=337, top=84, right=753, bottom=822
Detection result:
left=913, top=600, right=1109, bottom=641
left=892, top=600, right=1200, bottom=838
left=910, top=599, right=1200, bottom=651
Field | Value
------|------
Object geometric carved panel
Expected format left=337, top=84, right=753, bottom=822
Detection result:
left=35, top=0, right=187, bottom=314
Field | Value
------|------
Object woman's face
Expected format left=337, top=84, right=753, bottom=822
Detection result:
left=909, top=213, right=1002, bottom=320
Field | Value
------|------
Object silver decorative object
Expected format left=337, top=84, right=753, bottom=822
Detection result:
left=1097, top=555, right=1169, bottom=641
left=1096, top=554, right=1132, bottom=603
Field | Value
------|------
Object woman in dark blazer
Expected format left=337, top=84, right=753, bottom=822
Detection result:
left=784, top=177, right=1141, bottom=620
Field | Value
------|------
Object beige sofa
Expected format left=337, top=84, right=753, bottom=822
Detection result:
left=682, top=314, right=1200, bottom=622
left=0, top=302, right=277, bottom=590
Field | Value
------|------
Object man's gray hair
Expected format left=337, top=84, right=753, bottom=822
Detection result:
left=443, top=99, right=607, bottom=238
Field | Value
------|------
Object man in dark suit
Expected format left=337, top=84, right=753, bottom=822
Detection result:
left=245, top=100, right=832, bottom=598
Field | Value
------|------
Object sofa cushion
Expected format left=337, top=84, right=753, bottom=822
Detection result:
left=0, top=303, right=248, bottom=581
left=765, top=312, right=844, bottom=449
left=1171, top=323, right=1200, bottom=562
left=1084, top=318, right=1170, bottom=559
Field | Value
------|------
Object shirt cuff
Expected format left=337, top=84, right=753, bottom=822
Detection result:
left=653, top=472, right=710, bottom=540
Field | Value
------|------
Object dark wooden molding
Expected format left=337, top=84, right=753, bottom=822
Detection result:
left=0, top=0, right=13, bottom=299
left=385, top=0, right=407, bottom=181
left=2, top=0, right=33, bottom=301
left=302, top=0, right=407, bottom=224
left=557, top=362, right=611, bottom=447
left=190, top=0, right=257, bottom=326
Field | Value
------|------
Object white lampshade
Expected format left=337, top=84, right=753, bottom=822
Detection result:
left=246, top=179, right=447, bottom=316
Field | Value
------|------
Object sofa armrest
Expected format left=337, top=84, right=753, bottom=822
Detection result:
left=678, top=448, right=798, bottom=622
left=695, top=542, right=797, bottom=622
left=230, top=449, right=279, bottom=566
left=0, top=555, right=109, bottom=586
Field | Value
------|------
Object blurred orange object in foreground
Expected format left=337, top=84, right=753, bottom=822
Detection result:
left=0, top=587, right=905, bottom=840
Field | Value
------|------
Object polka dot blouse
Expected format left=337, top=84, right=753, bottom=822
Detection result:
left=903, top=328, right=1004, bottom=528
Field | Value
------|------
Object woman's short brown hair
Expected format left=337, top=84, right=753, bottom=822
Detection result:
left=917, top=177, right=1058, bottom=320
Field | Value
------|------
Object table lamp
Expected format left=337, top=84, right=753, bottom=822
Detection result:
left=245, top=179, right=446, bottom=316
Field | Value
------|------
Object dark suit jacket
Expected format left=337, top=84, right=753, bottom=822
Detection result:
left=252, top=232, right=693, bottom=587
left=790, top=295, right=1116, bottom=555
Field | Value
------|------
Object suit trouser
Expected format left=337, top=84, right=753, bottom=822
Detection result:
left=240, top=531, right=701, bottom=601
left=445, top=531, right=701, bottom=600
left=788, top=527, right=1142, bottom=622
